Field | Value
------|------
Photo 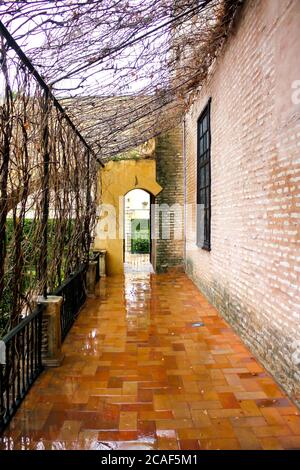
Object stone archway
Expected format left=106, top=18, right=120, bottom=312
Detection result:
left=94, top=159, right=162, bottom=275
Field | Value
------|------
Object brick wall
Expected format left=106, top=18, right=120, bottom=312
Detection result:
left=155, top=127, right=184, bottom=272
left=184, top=0, right=300, bottom=402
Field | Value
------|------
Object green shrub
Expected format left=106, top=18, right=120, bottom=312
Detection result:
left=0, top=218, right=76, bottom=337
left=131, top=238, right=150, bottom=254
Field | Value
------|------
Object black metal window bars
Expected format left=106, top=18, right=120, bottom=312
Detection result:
left=197, top=98, right=212, bottom=251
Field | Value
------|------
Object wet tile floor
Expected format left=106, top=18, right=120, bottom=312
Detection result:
left=1, top=271, right=300, bottom=450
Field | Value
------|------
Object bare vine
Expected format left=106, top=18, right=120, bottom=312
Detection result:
left=0, top=0, right=242, bottom=333
left=0, top=39, right=97, bottom=333
left=1, top=0, right=242, bottom=158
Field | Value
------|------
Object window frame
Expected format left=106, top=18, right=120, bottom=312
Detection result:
left=196, top=98, right=212, bottom=251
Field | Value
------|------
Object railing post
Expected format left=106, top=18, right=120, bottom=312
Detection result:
left=37, top=295, right=64, bottom=367
left=86, top=261, right=97, bottom=297
left=100, top=250, right=107, bottom=277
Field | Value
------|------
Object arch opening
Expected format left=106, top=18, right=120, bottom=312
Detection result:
left=123, top=189, right=154, bottom=273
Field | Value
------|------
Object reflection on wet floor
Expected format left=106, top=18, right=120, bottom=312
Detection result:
left=124, top=253, right=154, bottom=273
left=1, top=271, right=300, bottom=450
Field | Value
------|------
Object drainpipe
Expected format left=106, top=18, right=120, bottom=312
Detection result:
left=183, top=117, right=187, bottom=271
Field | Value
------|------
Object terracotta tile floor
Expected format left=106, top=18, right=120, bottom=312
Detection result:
left=1, top=271, right=300, bottom=450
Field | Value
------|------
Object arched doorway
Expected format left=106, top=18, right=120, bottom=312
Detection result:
left=94, top=159, right=162, bottom=275
left=123, top=189, right=153, bottom=272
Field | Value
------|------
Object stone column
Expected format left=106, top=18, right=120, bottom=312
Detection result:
left=37, top=295, right=64, bottom=367
left=86, top=260, right=97, bottom=297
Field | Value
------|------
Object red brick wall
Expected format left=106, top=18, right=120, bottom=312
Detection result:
left=184, top=0, right=300, bottom=402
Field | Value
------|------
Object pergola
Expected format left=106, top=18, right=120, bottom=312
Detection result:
left=0, top=0, right=242, bottom=329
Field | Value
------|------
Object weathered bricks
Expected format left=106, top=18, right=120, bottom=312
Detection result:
left=183, top=0, right=300, bottom=404
left=155, top=127, right=184, bottom=272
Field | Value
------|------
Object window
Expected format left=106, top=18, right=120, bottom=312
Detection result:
left=196, top=98, right=211, bottom=250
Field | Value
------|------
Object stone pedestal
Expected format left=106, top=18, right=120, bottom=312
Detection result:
left=93, top=249, right=107, bottom=277
left=87, top=260, right=97, bottom=297
left=37, top=295, right=64, bottom=367
left=99, top=250, right=107, bottom=277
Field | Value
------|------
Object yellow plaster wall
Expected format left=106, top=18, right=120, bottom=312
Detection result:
left=94, top=159, right=162, bottom=275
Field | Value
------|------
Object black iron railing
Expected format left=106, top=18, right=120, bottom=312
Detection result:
left=0, top=304, right=44, bottom=433
left=92, top=252, right=100, bottom=283
left=0, top=258, right=96, bottom=432
left=53, top=264, right=87, bottom=341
